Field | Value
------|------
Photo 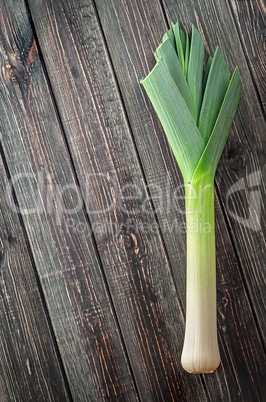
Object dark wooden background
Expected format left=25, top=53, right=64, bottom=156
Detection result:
left=0, top=0, right=265, bottom=400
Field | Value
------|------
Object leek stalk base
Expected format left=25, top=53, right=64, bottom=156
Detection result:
left=181, top=181, right=220, bottom=373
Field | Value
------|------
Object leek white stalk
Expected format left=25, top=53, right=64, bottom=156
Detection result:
left=182, top=181, right=220, bottom=373
left=141, top=21, right=241, bottom=373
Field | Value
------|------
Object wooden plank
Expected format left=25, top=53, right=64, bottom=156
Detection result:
left=92, top=0, right=266, bottom=400
left=0, top=1, right=138, bottom=400
left=0, top=168, right=69, bottom=400
left=26, top=0, right=208, bottom=400
left=228, top=0, right=265, bottom=111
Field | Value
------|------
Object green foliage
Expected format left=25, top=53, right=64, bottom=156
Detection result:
left=141, top=22, right=241, bottom=185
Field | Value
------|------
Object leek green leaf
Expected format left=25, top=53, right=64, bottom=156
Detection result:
left=141, top=60, right=204, bottom=182
left=184, top=29, right=190, bottom=78
left=193, top=68, right=241, bottom=184
left=180, top=29, right=186, bottom=55
left=187, top=25, right=205, bottom=121
left=171, top=21, right=185, bottom=74
left=155, top=38, right=196, bottom=120
left=203, top=56, right=213, bottom=92
left=198, top=47, right=230, bottom=144
left=162, top=29, right=175, bottom=49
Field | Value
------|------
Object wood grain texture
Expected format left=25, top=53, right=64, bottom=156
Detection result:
left=26, top=0, right=208, bottom=400
left=0, top=1, right=138, bottom=400
left=93, top=0, right=266, bottom=400
left=161, top=0, right=266, bottom=349
left=0, top=164, right=69, bottom=400
left=228, top=0, right=265, bottom=111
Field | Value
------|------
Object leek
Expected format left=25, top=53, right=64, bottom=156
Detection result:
left=141, top=22, right=241, bottom=373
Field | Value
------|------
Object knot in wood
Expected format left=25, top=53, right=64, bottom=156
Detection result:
left=122, top=234, right=134, bottom=249
left=23, top=74, right=32, bottom=82
left=121, top=233, right=139, bottom=254
left=8, top=67, right=19, bottom=82
left=8, top=236, right=18, bottom=245
left=222, top=297, right=228, bottom=308
left=231, top=154, right=244, bottom=170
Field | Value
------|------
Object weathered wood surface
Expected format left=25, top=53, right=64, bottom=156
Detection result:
left=0, top=162, right=69, bottom=399
left=0, top=0, right=138, bottom=400
left=0, top=0, right=264, bottom=400
left=93, top=0, right=266, bottom=400
left=228, top=0, right=265, bottom=112
left=26, top=0, right=208, bottom=400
